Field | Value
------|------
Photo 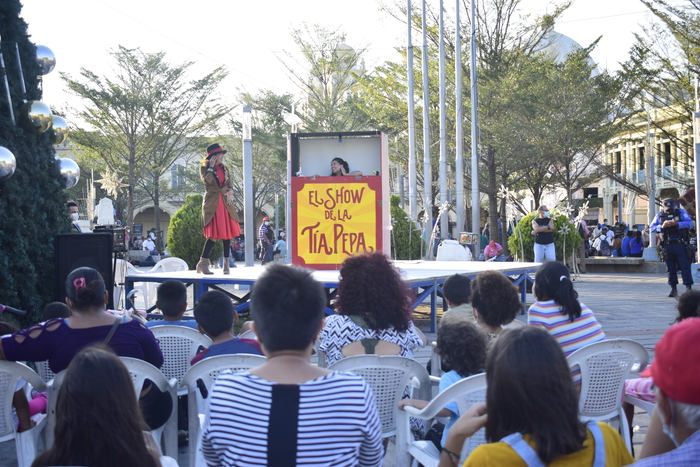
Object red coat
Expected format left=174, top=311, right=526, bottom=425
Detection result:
left=200, top=164, right=240, bottom=228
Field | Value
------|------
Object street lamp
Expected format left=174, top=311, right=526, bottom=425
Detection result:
left=243, top=107, right=254, bottom=267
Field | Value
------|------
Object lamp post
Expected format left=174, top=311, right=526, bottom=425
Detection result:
left=642, top=93, right=659, bottom=262
left=242, top=107, right=254, bottom=267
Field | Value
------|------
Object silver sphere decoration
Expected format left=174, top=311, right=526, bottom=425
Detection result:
left=51, top=116, right=69, bottom=144
left=19, top=101, right=53, bottom=134
left=0, top=146, right=17, bottom=181
left=58, top=157, right=80, bottom=189
left=36, top=45, right=56, bottom=75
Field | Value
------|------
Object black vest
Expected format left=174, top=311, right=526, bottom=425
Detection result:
left=534, top=217, right=554, bottom=245
left=659, top=209, right=688, bottom=240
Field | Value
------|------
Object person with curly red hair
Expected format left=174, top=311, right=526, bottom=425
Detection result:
left=318, top=252, right=426, bottom=365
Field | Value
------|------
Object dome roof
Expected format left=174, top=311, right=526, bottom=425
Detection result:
left=538, top=31, right=599, bottom=76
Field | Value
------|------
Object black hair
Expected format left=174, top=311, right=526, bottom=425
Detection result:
left=534, top=262, right=582, bottom=322
left=436, top=320, right=487, bottom=377
left=66, top=201, right=78, bottom=209
left=330, top=157, right=350, bottom=176
left=626, top=231, right=635, bottom=238
left=676, top=289, right=700, bottom=323
left=156, top=280, right=187, bottom=318
left=250, top=264, right=325, bottom=352
left=43, top=302, right=71, bottom=320
left=470, top=270, right=520, bottom=327
left=485, top=327, right=586, bottom=463
left=633, top=231, right=643, bottom=244
left=193, top=291, right=235, bottom=338
left=442, top=274, right=472, bottom=306
left=65, top=267, right=107, bottom=310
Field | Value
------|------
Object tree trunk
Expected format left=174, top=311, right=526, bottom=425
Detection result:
left=499, top=198, right=510, bottom=256
left=487, top=148, right=499, bottom=244
left=128, top=148, right=135, bottom=227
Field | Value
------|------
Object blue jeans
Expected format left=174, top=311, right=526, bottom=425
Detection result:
left=534, top=243, right=555, bottom=263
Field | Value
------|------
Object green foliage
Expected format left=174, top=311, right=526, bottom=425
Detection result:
left=0, top=1, right=72, bottom=326
left=168, top=194, right=222, bottom=268
left=390, top=195, right=424, bottom=260
left=508, top=212, right=582, bottom=262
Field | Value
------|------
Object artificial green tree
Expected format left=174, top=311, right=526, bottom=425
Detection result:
left=0, top=1, right=71, bottom=326
left=168, top=194, right=222, bottom=269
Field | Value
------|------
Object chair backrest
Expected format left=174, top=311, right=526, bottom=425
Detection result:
left=567, top=339, right=649, bottom=418
left=180, top=353, right=267, bottom=467
left=150, top=326, right=212, bottom=388
left=237, top=329, right=257, bottom=340
left=396, top=373, right=488, bottom=466
left=0, top=361, right=47, bottom=443
left=35, top=360, right=56, bottom=383
left=341, top=339, right=402, bottom=357
left=327, top=355, right=430, bottom=437
left=149, top=257, right=189, bottom=273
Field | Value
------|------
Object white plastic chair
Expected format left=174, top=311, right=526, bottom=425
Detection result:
left=181, top=354, right=267, bottom=467
left=237, top=329, right=257, bottom=340
left=114, top=259, right=148, bottom=310
left=150, top=325, right=212, bottom=394
left=35, top=360, right=56, bottom=383
left=143, top=258, right=189, bottom=310
left=327, top=355, right=431, bottom=465
left=396, top=373, right=488, bottom=467
left=0, top=361, right=48, bottom=467
left=566, top=339, right=649, bottom=453
left=119, top=357, right=178, bottom=458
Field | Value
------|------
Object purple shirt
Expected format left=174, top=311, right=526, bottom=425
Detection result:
left=2, top=318, right=163, bottom=373
left=633, top=429, right=700, bottom=467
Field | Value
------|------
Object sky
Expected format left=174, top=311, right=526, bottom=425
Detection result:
left=20, top=0, right=655, bottom=120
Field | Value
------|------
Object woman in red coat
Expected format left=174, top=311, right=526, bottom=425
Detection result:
left=197, top=143, right=241, bottom=274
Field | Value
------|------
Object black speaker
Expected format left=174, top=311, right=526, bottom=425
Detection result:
left=55, top=233, right=114, bottom=309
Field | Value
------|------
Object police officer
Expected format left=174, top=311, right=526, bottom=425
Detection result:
left=650, top=198, right=694, bottom=297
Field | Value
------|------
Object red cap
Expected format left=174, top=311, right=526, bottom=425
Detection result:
left=263, top=217, right=270, bottom=221
left=641, top=317, right=700, bottom=404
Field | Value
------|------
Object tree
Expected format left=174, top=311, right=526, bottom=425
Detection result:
left=0, top=1, right=71, bottom=325
left=168, top=194, right=222, bottom=269
left=390, top=195, right=425, bottom=260
left=508, top=210, right=581, bottom=262
left=61, top=47, right=228, bottom=227
left=281, top=23, right=371, bottom=132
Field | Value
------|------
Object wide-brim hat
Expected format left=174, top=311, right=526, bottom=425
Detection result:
left=206, top=143, right=226, bottom=160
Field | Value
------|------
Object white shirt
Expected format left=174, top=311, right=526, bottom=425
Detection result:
left=143, top=238, right=156, bottom=252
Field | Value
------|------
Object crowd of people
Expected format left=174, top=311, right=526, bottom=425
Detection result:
left=0, top=251, right=698, bottom=466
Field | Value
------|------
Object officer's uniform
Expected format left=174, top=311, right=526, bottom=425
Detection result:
left=650, top=199, right=694, bottom=296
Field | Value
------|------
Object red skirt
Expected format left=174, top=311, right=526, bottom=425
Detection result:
left=203, top=195, right=241, bottom=240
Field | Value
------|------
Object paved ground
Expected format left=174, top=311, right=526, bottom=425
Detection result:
left=1, top=271, right=677, bottom=466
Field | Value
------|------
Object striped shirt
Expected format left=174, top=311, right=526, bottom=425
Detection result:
left=202, top=371, right=383, bottom=467
left=527, top=300, right=606, bottom=383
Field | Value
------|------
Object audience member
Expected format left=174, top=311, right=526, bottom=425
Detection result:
left=202, top=264, right=383, bottom=466
left=527, top=261, right=605, bottom=383
left=633, top=318, right=700, bottom=465
left=0, top=322, right=47, bottom=434
left=400, top=320, right=487, bottom=448
left=146, top=280, right=196, bottom=329
left=438, top=326, right=634, bottom=467
left=623, top=290, right=700, bottom=455
left=441, top=274, right=473, bottom=324
left=31, top=347, right=177, bottom=467
left=470, top=270, right=523, bottom=342
left=42, top=302, right=71, bottom=320
left=190, top=290, right=261, bottom=364
left=630, top=230, right=644, bottom=257
left=318, top=252, right=426, bottom=365
left=621, top=231, right=634, bottom=257
left=481, top=240, right=504, bottom=261
left=0, top=267, right=168, bottom=430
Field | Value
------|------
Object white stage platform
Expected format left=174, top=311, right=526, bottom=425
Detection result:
left=126, top=260, right=539, bottom=331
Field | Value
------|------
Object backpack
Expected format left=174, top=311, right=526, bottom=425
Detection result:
left=599, top=238, right=611, bottom=256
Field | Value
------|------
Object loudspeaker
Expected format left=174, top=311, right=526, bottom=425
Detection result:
left=55, top=233, right=114, bottom=309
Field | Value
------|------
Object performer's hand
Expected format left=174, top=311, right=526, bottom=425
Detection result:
left=225, top=191, right=233, bottom=205
left=209, top=157, right=217, bottom=168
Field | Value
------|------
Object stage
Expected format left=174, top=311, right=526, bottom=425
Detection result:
left=126, top=260, right=539, bottom=332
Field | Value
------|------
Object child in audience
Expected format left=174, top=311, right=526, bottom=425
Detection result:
left=400, top=320, right=488, bottom=448
left=191, top=290, right=262, bottom=364
left=42, top=302, right=70, bottom=320
left=439, top=327, right=634, bottom=467
left=470, top=270, right=523, bottom=342
left=0, top=322, right=47, bottom=433
left=441, top=274, right=473, bottom=324
left=146, top=280, right=196, bottom=329
left=31, top=346, right=177, bottom=467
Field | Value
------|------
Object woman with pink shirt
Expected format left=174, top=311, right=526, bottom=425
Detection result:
left=481, top=240, right=504, bottom=261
